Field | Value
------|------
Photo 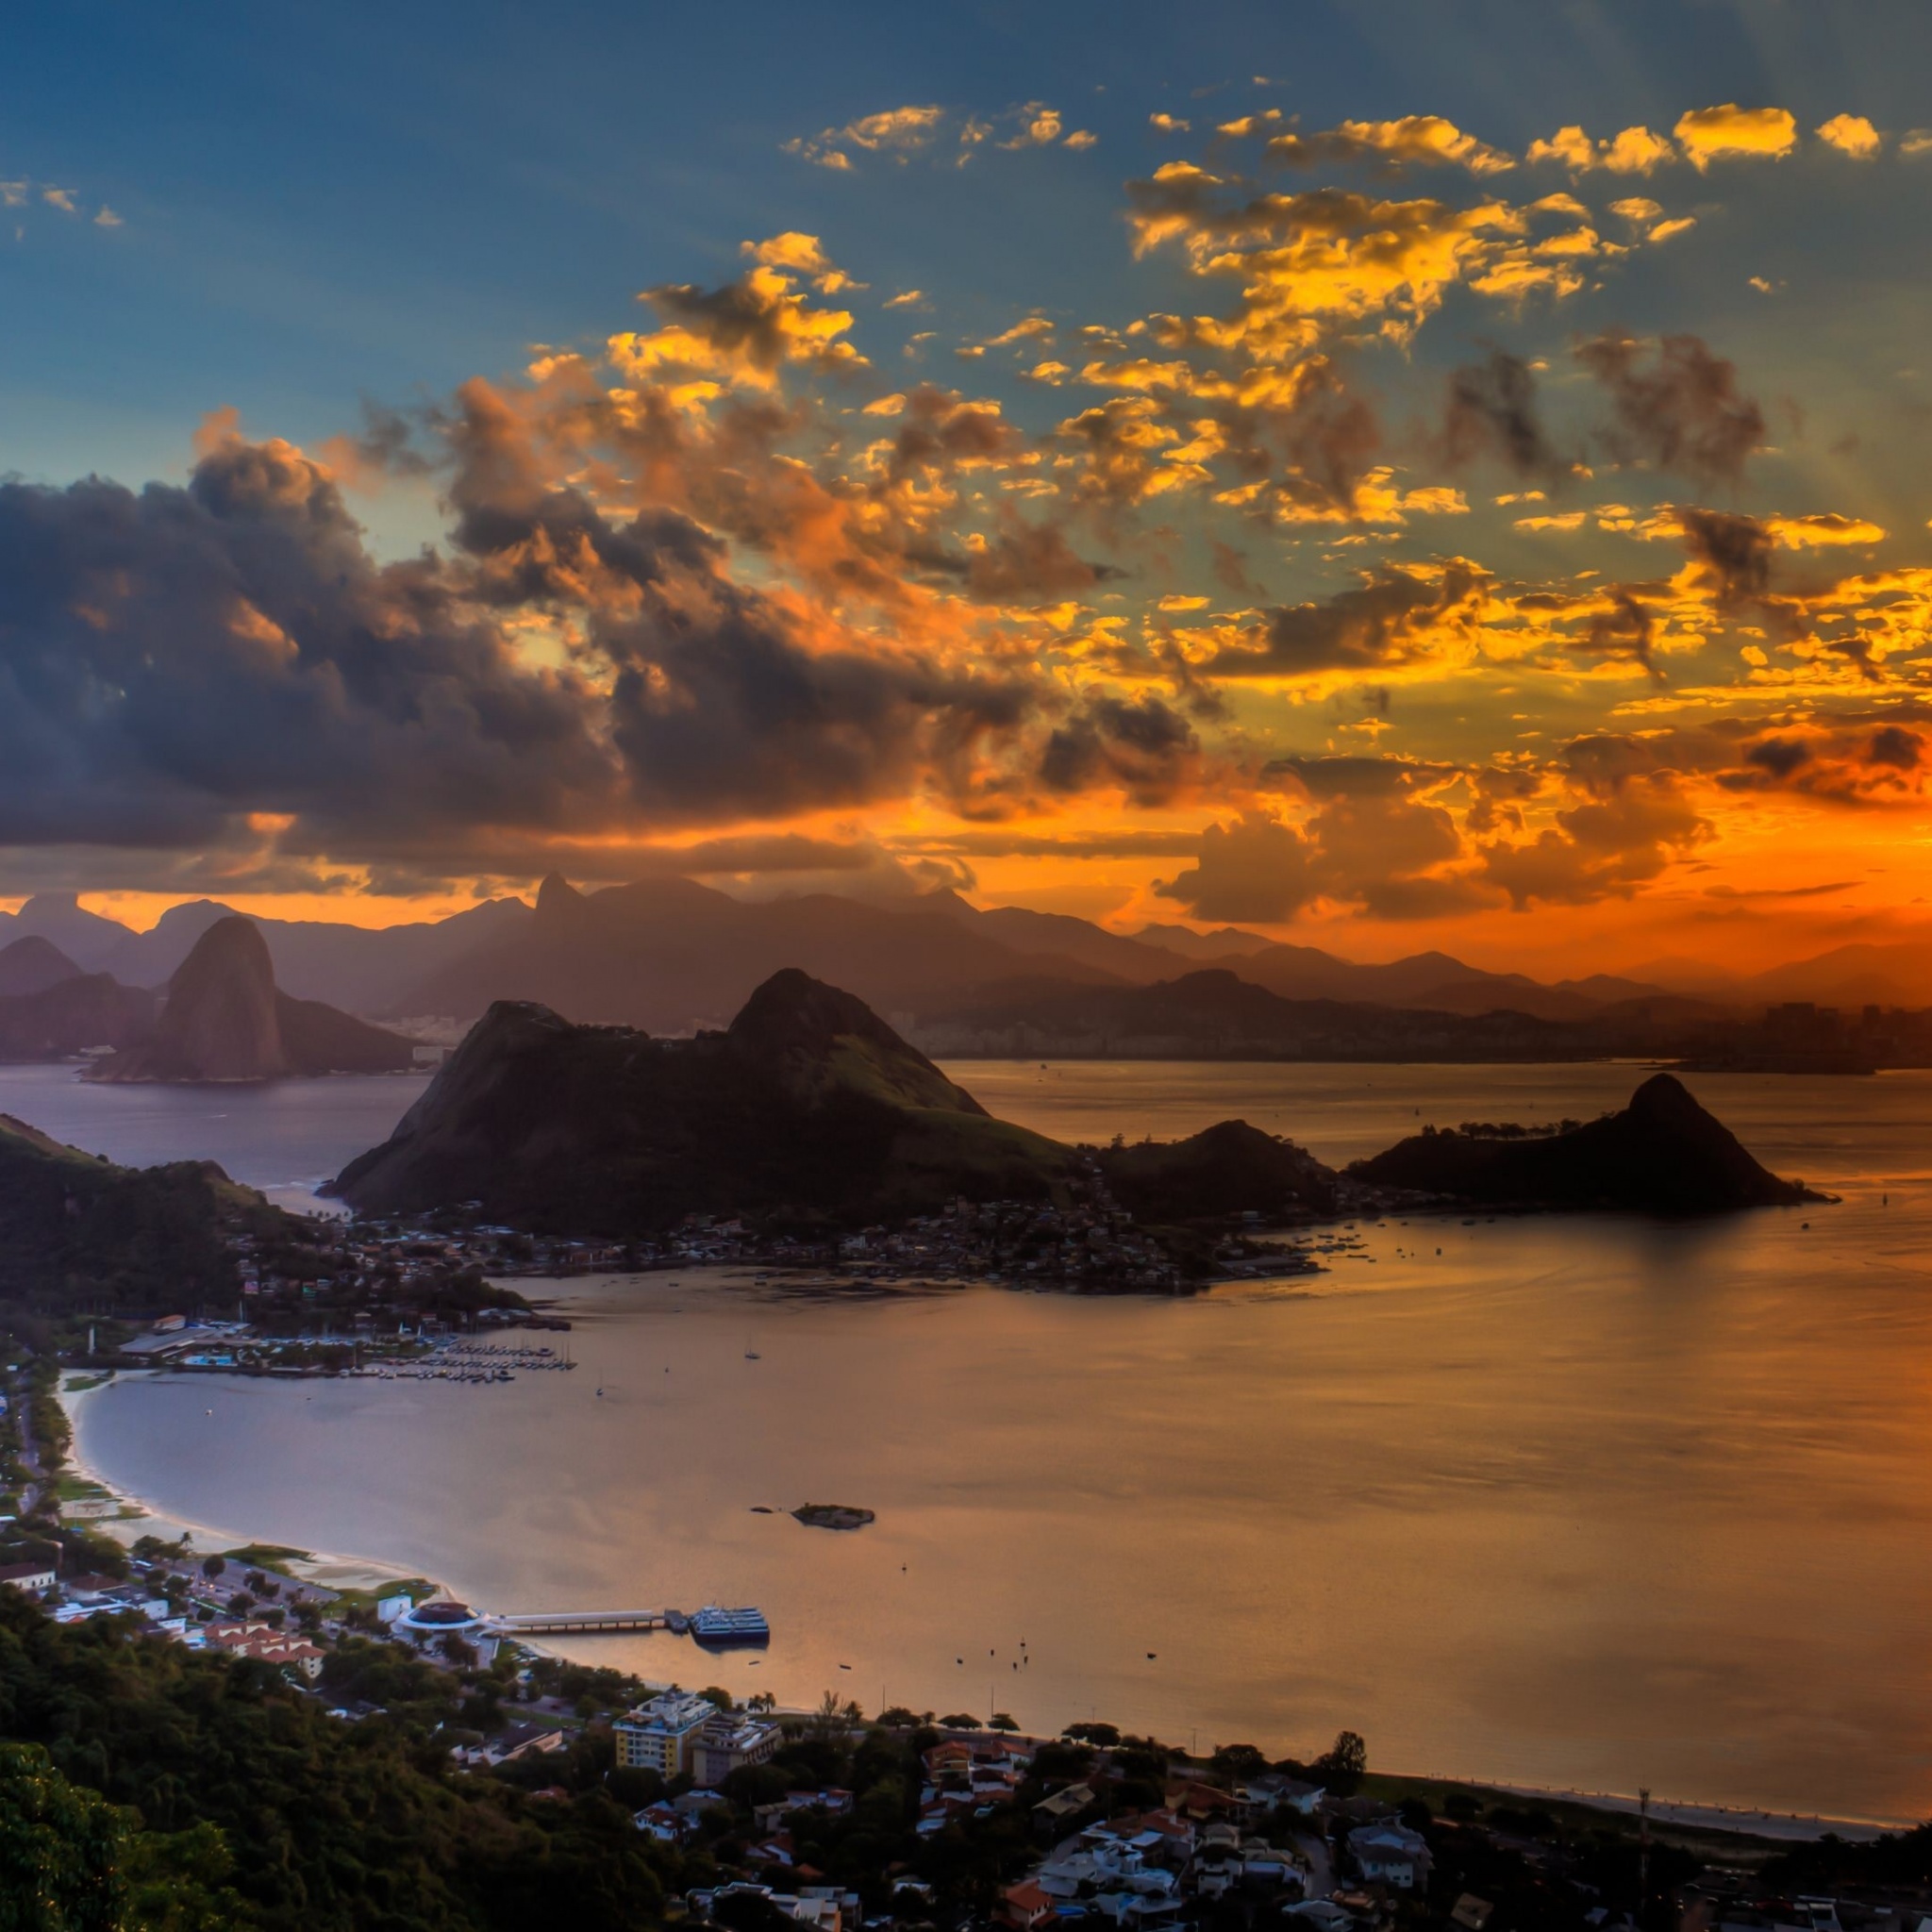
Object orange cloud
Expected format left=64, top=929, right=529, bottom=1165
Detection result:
left=785, top=104, right=946, bottom=169
left=1815, top=113, right=1881, bottom=159
left=1673, top=104, right=1799, bottom=169
left=608, top=265, right=866, bottom=392
left=1264, top=114, right=1515, bottom=175
left=1525, top=125, right=1674, bottom=174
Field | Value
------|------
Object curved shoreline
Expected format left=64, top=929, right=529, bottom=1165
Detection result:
left=58, top=1372, right=439, bottom=1595
left=54, top=1258, right=1923, bottom=1840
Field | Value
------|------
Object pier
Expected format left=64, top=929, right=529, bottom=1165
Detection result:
left=485, top=1607, right=688, bottom=1636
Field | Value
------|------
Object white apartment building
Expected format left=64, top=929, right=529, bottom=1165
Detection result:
left=614, top=1691, right=719, bottom=1775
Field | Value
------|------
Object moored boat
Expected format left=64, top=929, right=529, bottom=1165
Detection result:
left=691, top=1604, right=770, bottom=1646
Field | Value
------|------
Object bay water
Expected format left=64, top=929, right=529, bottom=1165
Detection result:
left=19, top=1058, right=1932, bottom=1822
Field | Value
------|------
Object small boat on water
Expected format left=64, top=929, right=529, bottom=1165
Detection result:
left=691, top=1604, right=771, bottom=1647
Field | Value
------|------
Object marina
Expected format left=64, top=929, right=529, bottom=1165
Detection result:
left=352, top=1342, right=578, bottom=1384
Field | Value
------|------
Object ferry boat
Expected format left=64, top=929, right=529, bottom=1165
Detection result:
left=691, top=1604, right=771, bottom=1647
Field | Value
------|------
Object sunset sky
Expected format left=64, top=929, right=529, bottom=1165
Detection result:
left=5, top=0, right=1931, bottom=978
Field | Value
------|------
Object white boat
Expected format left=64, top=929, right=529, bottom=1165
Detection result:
left=691, top=1604, right=770, bottom=1646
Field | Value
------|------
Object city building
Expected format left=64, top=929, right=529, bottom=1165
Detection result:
left=614, top=1690, right=718, bottom=1774
left=1350, top=1824, right=1432, bottom=1890
left=691, top=1713, right=782, bottom=1787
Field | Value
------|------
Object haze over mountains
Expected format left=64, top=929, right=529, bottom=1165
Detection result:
left=2, top=882, right=1929, bottom=1051
left=0, top=892, right=529, bottom=1010
left=84, top=917, right=417, bottom=1083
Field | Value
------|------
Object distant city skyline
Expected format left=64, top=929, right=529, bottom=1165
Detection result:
left=4, top=1, right=1930, bottom=982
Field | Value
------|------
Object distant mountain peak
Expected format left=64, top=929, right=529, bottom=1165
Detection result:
left=86, top=914, right=414, bottom=1084
left=535, top=871, right=585, bottom=918
left=0, top=935, right=83, bottom=998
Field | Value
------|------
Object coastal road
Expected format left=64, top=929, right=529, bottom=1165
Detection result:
left=11, top=1381, right=42, bottom=1517
left=1294, top=1832, right=1333, bottom=1898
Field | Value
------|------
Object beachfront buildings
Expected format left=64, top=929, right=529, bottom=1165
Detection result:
left=615, top=1690, right=725, bottom=1775
left=691, top=1711, right=783, bottom=1786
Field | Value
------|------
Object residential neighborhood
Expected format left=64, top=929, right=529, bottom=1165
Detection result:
left=0, top=1538, right=1925, bottom=1932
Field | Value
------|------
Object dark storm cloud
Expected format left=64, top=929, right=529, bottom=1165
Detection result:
left=1568, top=716, right=1928, bottom=808
left=1272, top=358, right=1382, bottom=508
left=1038, top=694, right=1199, bottom=805
left=1676, top=507, right=1774, bottom=608
left=1441, top=349, right=1565, bottom=480
left=887, top=386, right=1021, bottom=479
left=1155, top=793, right=1486, bottom=924
left=599, top=577, right=1038, bottom=823
left=1259, top=753, right=1457, bottom=798
left=963, top=520, right=1123, bottom=604
left=1866, top=724, right=1923, bottom=771
left=0, top=433, right=615, bottom=859
left=0, top=417, right=1132, bottom=876
left=1574, top=330, right=1766, bottom=485
left=1574, top=588, right=1658, bottom=675
left=1743, top=736, right=1811, bottom=778
left=1716, top=719, right=1928, bottom=802
left=1199, top=564, right=1483, bottom=678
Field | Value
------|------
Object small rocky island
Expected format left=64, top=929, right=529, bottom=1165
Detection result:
left=792, top=1504, right=875, bottom=1531
left=1348, top=1072, right=1829, bottom=1211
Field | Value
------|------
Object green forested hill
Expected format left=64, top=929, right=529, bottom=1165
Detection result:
left=0, top=1114, right=263, bottom=1316
left=335, top=971, right=1076, bottom=1232
left=0, top=1594, right=664, bottom=1929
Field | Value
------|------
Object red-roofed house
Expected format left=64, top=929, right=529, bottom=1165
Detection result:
left=1002, top=1881, right=1057, bottom=1931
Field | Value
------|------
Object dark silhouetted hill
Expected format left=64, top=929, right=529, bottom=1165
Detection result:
left=1098, top=1120, right=1338, bottom=1221
left=0, top=974, right=157, bottom=1062
left=0, top=937, right=82, bottom=998
left=85, top=917, right=416, bottom=1083
left=0, top=1112, right=274, bottom=1313
left=334, top=969, right=1072, bottom=1231
left=1348, top=1074, right=1818, bottom=1211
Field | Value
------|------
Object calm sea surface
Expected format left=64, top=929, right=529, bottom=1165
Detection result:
left=27, top=1058, right=1932, bottom=1823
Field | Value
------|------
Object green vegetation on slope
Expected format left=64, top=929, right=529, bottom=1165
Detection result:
left=0, top=1114, right=275, bottom=1318
left=336, top=975, right=1077, bottom=1233
left=0, top=1594, right=665, bottom=1930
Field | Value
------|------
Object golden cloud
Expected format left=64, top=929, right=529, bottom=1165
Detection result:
left=1264, top=114, right=1515, bottom=175
left=1525, top=125, right=1674, bottom=174
left=609, top=265, right=865, bottom=393
left=1765, top=512, right=1887, bottom=547
left=785, top=104, right=946, bottom=169
left=1673, top=104, right=1798, bottom=170
left=1815, top=113, right=1881, bottom=159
